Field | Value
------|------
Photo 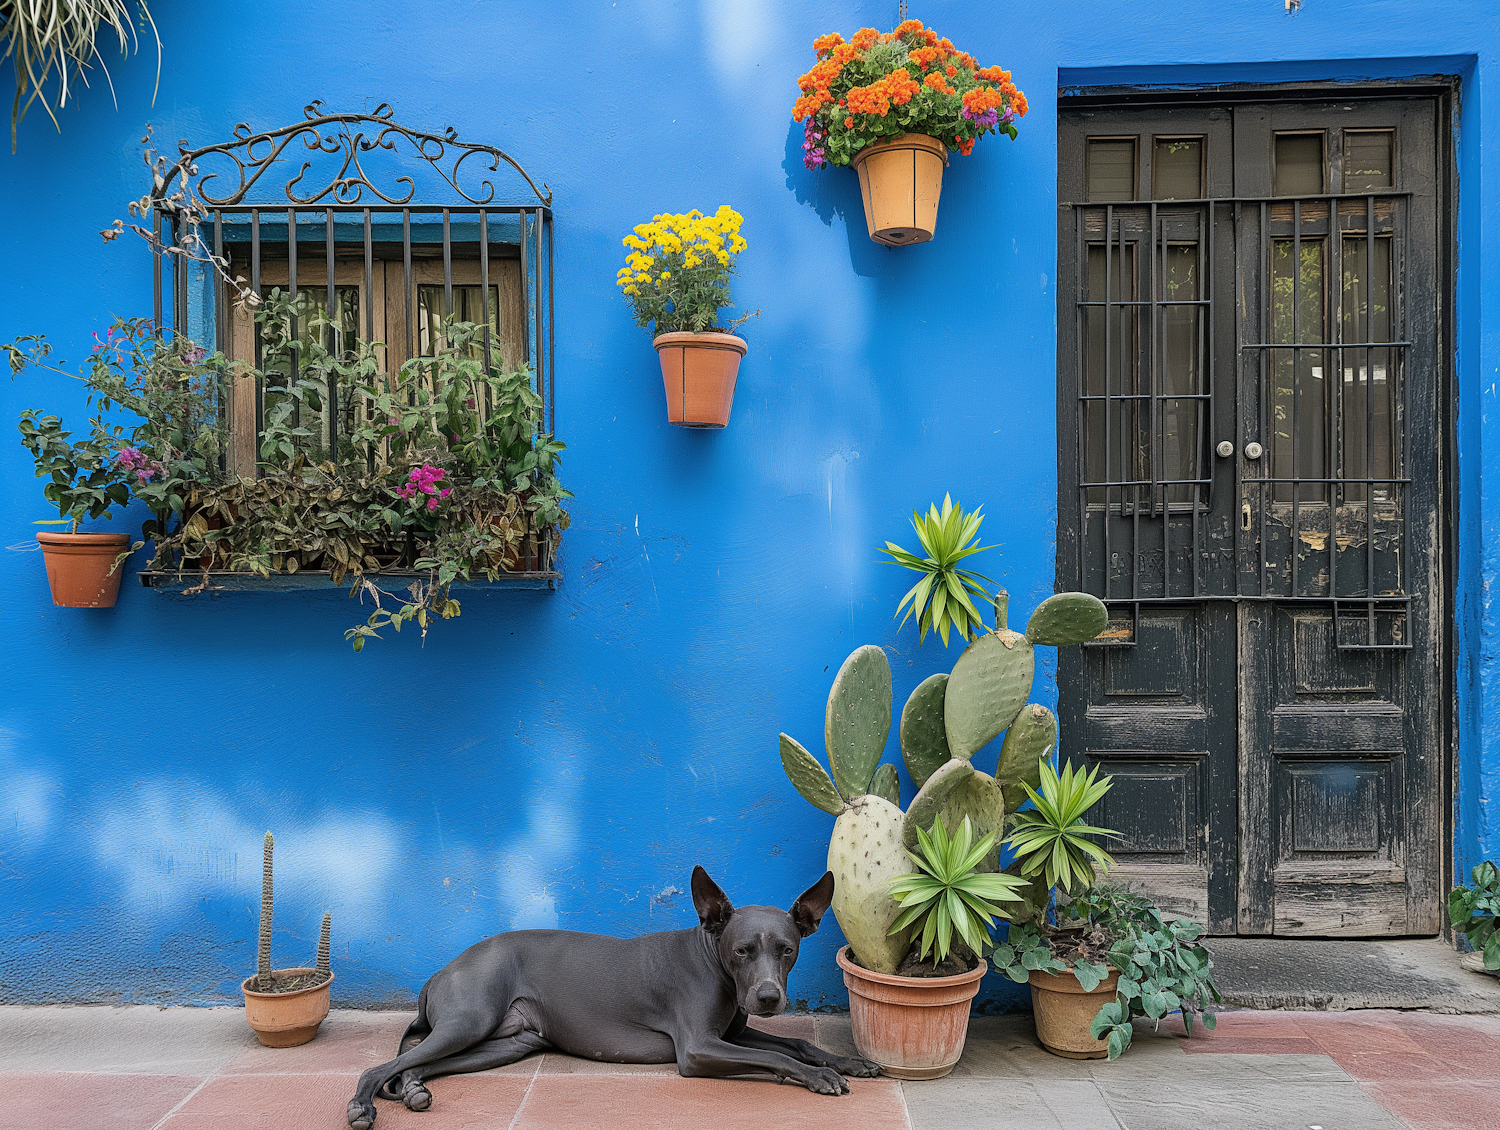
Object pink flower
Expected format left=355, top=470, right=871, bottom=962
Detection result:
left=427, top=497, right=438, bottom=511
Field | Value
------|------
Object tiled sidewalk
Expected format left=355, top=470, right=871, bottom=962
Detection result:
left=1, top=1005, right=1498, bottom=1130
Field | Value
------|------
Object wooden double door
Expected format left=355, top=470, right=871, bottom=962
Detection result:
left=1056, top=91, right=1448, bottom=935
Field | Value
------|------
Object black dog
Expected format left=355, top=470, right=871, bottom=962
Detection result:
left=346, top=867, right=880, bottom=1127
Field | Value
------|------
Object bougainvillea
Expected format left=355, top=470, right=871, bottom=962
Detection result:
left=792, top=19, right=1027, bottom=169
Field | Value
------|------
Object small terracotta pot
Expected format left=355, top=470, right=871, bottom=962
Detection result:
left=241, top=968, right=334, bottom=1047
left=851, top=133, right=949, bottom=247
left=35, top=532, right=132, bottom=608
left=837, top=945, right=986, bottom=1079
left=1028, top=966, right=1121, bottom=1059
left=653, top=331, right=747, bottom=428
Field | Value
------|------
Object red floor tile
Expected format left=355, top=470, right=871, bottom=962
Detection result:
left=511, top=1072, right=908, bottom=1130
left=220, top=1013, right=411, bottom=1075
left=747, top=1015, right=817, bottom=1041
left=1180, top=1036, right=1323, bottom=1055
left=0, top=1071, right=201, bottom=1130
left=1360, top=1081, right=1500, bottom=1130
left=160, top=1072, right=531, bottom=1130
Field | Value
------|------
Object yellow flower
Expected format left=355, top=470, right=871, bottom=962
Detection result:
left=684, top=255, right=701, bottom=268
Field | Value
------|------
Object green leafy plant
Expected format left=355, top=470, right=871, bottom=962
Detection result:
left=1450, top=860, right=1500, bottom=970
left=16, top=409, right=129, bottom=532
left=880, top=494, right=995, bottom=646
left=616, top=206, right=756, bottom=336
left=1006, top=756, right=1118, bottom=895
left=1, top=0, right=160, bottom=150
left=887, top=814, right=1026, bottom=963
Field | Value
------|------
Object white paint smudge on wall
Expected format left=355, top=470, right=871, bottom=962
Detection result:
left=493, top=760, right=581, bottom=930
left=0, top=729, right=56, bottom=845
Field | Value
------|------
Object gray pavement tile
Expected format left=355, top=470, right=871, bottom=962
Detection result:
left=904, top=1077, right=1124, bottom=1130
left=1097, top=1080, right=1407, bottom=1130
left=1092, top=1051, right=1353, bottom=1086
left=0, top=1005, right=254, bottom=1075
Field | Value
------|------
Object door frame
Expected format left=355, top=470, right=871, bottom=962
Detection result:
left=1053, top=74, right=1460, bottom=937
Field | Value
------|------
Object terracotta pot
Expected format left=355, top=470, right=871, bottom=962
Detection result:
left=1028, top=966, right=1121, bottom=1059
left=241, top=968, right=334, bottom=1047
left=851, top=133, right=949, bottom=247
left=35, top=532, right=132, bottom=608
left=653, top=331, right=747, bottom=428
left=837, top=945, right=986, bottom=1080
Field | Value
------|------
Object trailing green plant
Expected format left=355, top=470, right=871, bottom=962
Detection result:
left=1450, top=860, right=1500, bottom=970
left=879, top=494, right=994, bottom=646
left=777, top=583, right=1109, bottom=975
left=1, top=0, right=159, bottom=150
left=887, top=814, right=1026, bottom=963
left=17, top=409, right=130, bottom=533
left=1005, top=757, right=1118, bottom=896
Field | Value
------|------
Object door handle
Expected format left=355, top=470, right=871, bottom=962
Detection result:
left=1244, top=442, right=1264, bottom=460
left=1216, top=440, right=1235, bottom=458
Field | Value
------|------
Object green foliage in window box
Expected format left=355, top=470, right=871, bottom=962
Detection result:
left=1450, top=861, right=1500, bottom=971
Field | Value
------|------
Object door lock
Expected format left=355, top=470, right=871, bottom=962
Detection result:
left=1245, top=441, right=1264, bottom=460
left=1216, top=440, right=1235, bottom=458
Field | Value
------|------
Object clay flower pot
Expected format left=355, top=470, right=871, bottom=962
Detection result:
left=851, top=133, right=949, bottom=247
left=653, top=331, right=747, bottom=428
left=1028, top=966, right=1121, bottom=1059
left=242, top=969, right=334, bottom=1048
left=837, top=945, right=986, bottom=1079
left=35, top=532, right=132, bottom=608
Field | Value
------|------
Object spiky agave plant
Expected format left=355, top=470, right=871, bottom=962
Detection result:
left=1, top=0, right=160, bottom=150
left=1005, top=756, right=1118, bottom=894
left=887, top=814, right=1027, bottom=963
left=880, top=494, right=995, bottom=646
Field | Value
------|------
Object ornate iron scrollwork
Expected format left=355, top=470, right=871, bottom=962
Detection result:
left=158, top=101, right=552, bottom=208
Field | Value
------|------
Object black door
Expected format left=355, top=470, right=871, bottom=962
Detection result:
left=1056, top=92, right=1446, bottom=936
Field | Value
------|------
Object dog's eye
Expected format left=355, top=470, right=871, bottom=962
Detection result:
left=735, top=947, right=749, bottom=958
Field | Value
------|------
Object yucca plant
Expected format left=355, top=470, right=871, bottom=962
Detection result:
left=2, top=0, right=160, bottom=150
left=887, top=814, right=1028, bottom=964
left=880, top=494, right=995, bottom=646
left=1006, top=756, right=1118, bottom=895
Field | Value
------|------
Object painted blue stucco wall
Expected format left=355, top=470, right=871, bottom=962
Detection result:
left=1, top=0, right=1497, bottom=1010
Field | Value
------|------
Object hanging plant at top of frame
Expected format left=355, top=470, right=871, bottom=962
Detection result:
left=792, top=20, right=1027, bottom=247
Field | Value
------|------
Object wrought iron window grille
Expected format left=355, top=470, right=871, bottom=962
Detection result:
left=139, top=101, right=558, bottom=581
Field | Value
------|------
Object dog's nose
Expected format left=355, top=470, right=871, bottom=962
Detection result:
left=755, top=982, right=783, bottom=1009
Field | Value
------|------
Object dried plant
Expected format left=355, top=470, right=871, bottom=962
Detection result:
left=2, top=0, right=161, bottom=150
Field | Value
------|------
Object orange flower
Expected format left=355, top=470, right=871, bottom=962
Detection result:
left=844, top=116, right=854, bottom=129
left=945, top=65, right=958, bottom=77
left=957, top=136, right=975, bottom=156
left=910, top=46, right=942, bottom=68
left=962, top=87, right=1004, bottom=115
left=1013, top=90, right=1029, bottom=117
left=922, top=28, right=938, bottom=45
left=923, top=72, right=953, bottom=94
left=893, top=18, right=925, bottom=36
left=812, top=32, right=844, bottom=54
left=851, top=27, right=879, bottom=49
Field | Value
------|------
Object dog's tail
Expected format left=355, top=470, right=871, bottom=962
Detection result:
left=398, top=983, right=433, bottom=1054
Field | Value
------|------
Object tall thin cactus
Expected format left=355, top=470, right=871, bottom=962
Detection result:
left=317, top=913, right=331, bottom=976
left=257, top=831, right=274, bottom=987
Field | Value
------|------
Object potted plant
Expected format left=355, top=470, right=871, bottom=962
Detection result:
left=793, top=20, right=1027, bottom=246
left=616, top=206, right=755, bottom=428
left=241, top=831, right=335, bottom=1047
left=17, top=410, right=134, bottom=607
left=777, top=564, right=1111, bottom=1076
left=1451, top=861, right=1499, bottom=976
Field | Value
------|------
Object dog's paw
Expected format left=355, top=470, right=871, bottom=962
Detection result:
left=804, top=1067, right=850, bottom=1095
left=347, top=1099, right=377, bottom=1129
left=837, top=1056, right=882, bottom=1078
left=402, top=1082, right=432, bottom=1112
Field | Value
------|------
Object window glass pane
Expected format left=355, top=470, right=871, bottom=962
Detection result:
left=1160, top=244, right=1202, bottom=503
left=1341, top=236, right=1394, bottom=502
left=1153, top=138, right=1203, bottom=200
left=1274, top=133, right=1324, bottom=197
left=1087, top=139, right=1136, bottom=201
left=417, top=285, right=502, bottom=359
left=1270, top=239, right=1327, bottom=501
left=260, top=285, right=360, bottom=462
left=1085, top=243, right=1140, bottom=504
left=1343, top=131, right=1393, bottom=192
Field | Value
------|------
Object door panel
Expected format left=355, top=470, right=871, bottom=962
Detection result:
left=1058, top=91, right=1446, bottom=936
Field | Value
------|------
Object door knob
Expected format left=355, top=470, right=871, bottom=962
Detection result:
left=1245, top=442, right=1264, bottom=460
left=1216, top=441, right=1235, bottom=458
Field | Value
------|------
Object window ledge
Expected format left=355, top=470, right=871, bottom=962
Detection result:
left=137, top=569, right=559, bottom=594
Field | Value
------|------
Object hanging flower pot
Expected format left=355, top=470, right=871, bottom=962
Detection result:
left=653, top=331, right=748, bottom=428
left=617, top=206, right=755, bottom=430
left=35, top=532, right=132, bottom=608
left=792, top=20, right=1027, bottom=247
left=852, top=133, right=948, bottom=246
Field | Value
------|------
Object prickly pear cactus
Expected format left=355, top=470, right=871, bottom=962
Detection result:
left=899, top=672, right=951, bottom=789
left=827, top=793, right=913, bottom=974
left=943, top=593, right=1033, bottom=760
left=903, top=759, right=1008, bottom=872
left=995, top=704, right=1056, bottom=809
left=825, top=645, right=893, bottom=799
left=1026, top=592, right=1109, bottom=647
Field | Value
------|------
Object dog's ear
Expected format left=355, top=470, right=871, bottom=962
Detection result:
left=789, top=871, right=835, bottom=938
left=691, top=865, right=735, bottom=935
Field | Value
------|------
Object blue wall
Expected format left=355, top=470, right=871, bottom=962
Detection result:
left=1, top=0, right=1497, bottom=1010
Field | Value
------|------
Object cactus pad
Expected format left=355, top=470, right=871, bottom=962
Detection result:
left=779, top=733, right=846, bottom=815
left=996, top=704, right=1056, bottom=809
left=868, top=762, right=901, bottom=808
left=1025, top=592, right=1108, bottom=647
left=944, top=629, right=1034, bottom=759
left=904, top=760, right=1007, bottom=872
left=825, top=645, right=893, bottom=798
left=899, top=673, right=951, bottom=789
left=827, top=793, right=913, bottom=974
